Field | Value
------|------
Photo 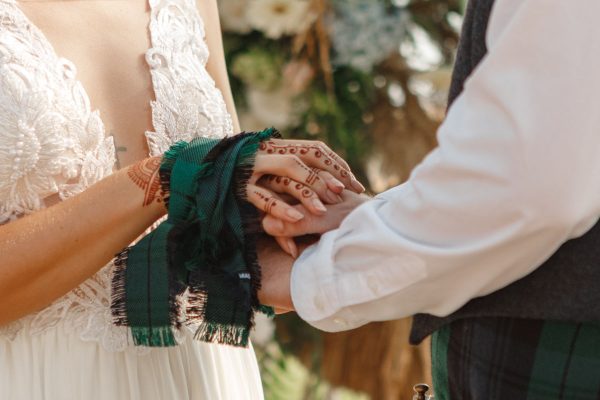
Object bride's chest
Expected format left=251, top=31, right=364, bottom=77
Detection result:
left=20, top=1, right=157, bottom=166
left=0, top=0, right=232, bottom=215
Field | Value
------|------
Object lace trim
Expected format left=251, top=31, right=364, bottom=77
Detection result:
left=0, top=3, right=116, bottom=220
left=145, top=0, right=233, bottom=156
left=0, top=0, right=234, bottom=352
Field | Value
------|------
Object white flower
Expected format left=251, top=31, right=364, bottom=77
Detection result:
left=330, top=0, right=408, bottom=72
left=247, top=87, right=303, bottom=129
left=218, top=0, right=252, bottom=34
left=250, top=312, right=275, bottom=346
left=247, top=0, right=317, bottom=39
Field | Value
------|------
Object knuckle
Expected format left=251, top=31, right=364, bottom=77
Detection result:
left=319, top=170, right=333, bottom=179
left=305, top=168, right=322, bottom=187
left=284, top=154, right=301, bottom=167
left=262, top=222, right=277, bottom=235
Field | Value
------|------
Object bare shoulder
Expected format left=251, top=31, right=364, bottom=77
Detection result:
left=194, top=0, right=219, bottom=29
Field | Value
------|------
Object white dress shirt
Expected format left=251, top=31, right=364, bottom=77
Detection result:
left=291, top=0, right=600, bottom=332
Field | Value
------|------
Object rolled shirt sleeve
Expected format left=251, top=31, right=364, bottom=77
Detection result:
left=291, top=0, right=600, bottom=332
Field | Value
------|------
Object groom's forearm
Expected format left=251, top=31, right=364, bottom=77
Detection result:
left=289, top=0, right=600, bottom=332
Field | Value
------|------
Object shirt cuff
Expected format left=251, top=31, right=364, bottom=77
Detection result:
left=290, top=230, right=345, bottom=330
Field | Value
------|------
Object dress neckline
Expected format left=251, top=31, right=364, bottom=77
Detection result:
left=9, top=0, right=158, bottom=166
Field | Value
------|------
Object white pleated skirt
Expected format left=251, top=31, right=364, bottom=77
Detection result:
left=0, top=320, right=264, bottom=400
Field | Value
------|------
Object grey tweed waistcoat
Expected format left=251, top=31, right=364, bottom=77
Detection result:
left=410, top=0, right=600, bottom=344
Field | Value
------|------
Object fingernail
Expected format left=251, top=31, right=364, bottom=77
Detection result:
left=312, top=198, right=327, bottom=213
left=351, top=178, right=366, bottom=193
left=287, top=238, right=298, bottom=259
left=264, top=218, right=284, bottom=233
left=285, top=208, right=304, bottom=221
left=329, top=179, right=345, bottom=192
left=280, top=238, right=292, bottom=256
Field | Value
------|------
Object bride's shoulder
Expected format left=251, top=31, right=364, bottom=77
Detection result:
left=0, top=2, right=36, bottom=58
left=0, top=0, right=24, bottom=28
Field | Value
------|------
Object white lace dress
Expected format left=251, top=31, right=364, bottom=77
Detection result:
left=0, top=0, right=264, bottom=398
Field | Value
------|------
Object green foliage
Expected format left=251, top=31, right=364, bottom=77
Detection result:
left=293, top=67, right=375, bottom=182
left=222, top=33, right=293, bottom=109
left=232, top=47, right=285, bottom=92
left=257, top=344, right=370, bottom=400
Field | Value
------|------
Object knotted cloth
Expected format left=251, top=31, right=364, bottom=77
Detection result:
left=111, top=128, right=277, bottom=347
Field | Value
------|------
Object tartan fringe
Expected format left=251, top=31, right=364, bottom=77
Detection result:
left=234, top=128, right=279, bottom=319
left=185, top=280, right=208, bottom=322
left=194, top=321, right=250, bottom=348
left=110, top=248, right=130, bottom=326
left=258, top=305, right=275, bottom=318
left=131, top=326, right=177, bottom=347
left=159, top=140, right=188, bottom=209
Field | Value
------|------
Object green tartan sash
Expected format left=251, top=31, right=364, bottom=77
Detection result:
left=111, top=129, right=276, bottom=347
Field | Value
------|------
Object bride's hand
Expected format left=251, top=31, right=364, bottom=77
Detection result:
left=262, top=190, right=370, bottom=256
left=245, top=139, right=365, bottom=223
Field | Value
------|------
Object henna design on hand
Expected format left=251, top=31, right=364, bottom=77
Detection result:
left=260, top=142, right=315, bottom=156
left=304, top=164, right=320, bottom=186
left=266, top=175, right=314, bottom=199
left=127, top=157, right=163, bottom=207
left=260, top=141, right=353, bottom=180
left=267, top=175, right=285, bottom=185
left=294, top=183, right=313, bottom=198
left=326, top=149, right=347, bottom=167
left=255, top=191, right=277, bottom=214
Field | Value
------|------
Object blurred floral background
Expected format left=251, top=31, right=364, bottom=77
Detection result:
left=218, top=0, right=465, bottom=398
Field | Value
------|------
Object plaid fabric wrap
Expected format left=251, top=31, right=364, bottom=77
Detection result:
left=111, top=129, right=277, bottom=347
left=431, top=317, right=600, bottom=400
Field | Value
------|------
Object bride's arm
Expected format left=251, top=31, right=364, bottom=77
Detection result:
left=0, top=140, right=356, bottom=326
left=196, top=0, right=241, bottom=132
left=0, top=157, right=166, bottom=325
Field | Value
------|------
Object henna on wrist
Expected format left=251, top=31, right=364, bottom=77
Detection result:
left=127, top=157, right=163, bottom=207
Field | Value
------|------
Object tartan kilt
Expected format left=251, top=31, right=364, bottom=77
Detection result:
left=431, top=317, right=600, bottom=400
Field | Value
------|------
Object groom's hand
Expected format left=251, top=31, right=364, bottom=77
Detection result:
left=257, top=236, right=319, bottom=313
left=257, top=237, right=295, bottom=313
left=262, top=190, right=370, bottom=238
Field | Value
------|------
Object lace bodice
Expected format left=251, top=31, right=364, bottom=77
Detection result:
left=0, top=0, right=233, bottom=351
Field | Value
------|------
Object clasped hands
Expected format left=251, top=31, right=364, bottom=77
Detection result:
left=244, top=138, right=369, bottom=313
